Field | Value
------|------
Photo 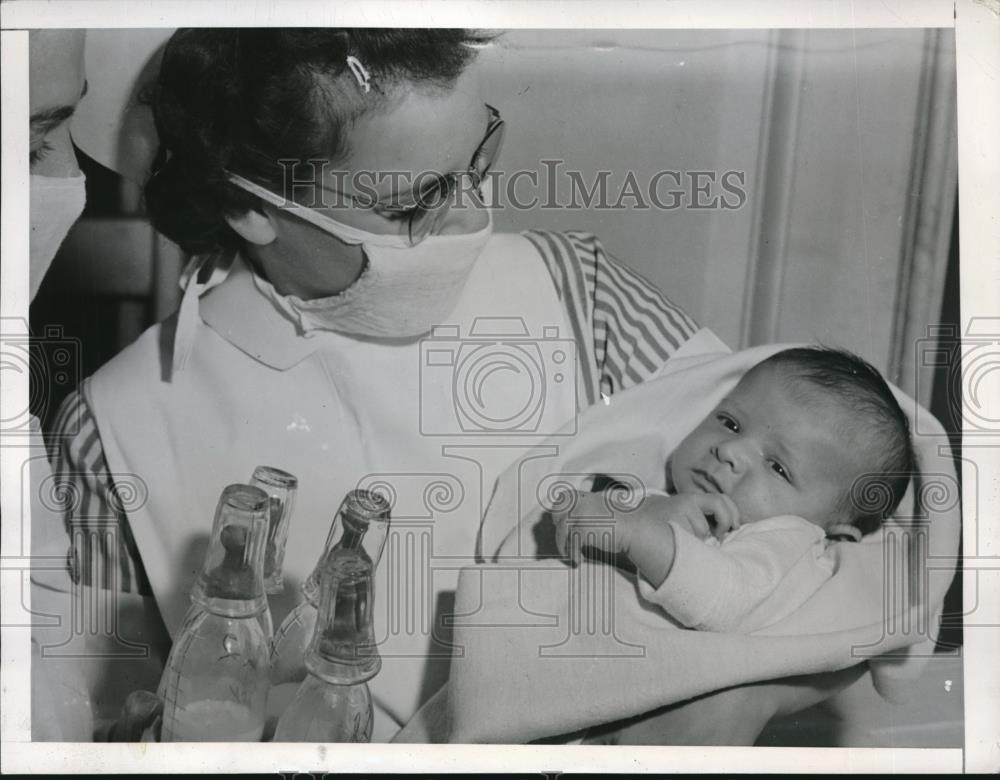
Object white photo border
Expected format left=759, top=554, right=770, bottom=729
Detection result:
left=2, top=0, right=996, bottom=774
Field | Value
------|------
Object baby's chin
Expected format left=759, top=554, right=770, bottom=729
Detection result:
left=732, top=507, right=765, bottom=525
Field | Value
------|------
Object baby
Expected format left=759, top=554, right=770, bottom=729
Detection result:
left=553, top=346, right=917, bottom=634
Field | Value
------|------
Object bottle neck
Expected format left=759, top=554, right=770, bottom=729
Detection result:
left=304, top=653, right=379, bottom=686
left=305, top=551, right=381, bottom=684
left=194, top=593, right=268, bottom=618
left=303, top=508, right=387, bottom=604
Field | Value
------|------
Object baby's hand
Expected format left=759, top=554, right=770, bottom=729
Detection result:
left=661, top=492, right=741, bottom=541
left=552, top=490, right=739, bottom=564
left=553, top=490, right=741, bottom=588
left=552, top=490, right=641, bottom=564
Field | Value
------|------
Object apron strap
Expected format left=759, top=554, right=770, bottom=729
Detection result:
left=171, top=252, right=234, bottom=378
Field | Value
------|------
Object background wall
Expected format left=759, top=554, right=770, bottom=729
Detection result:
left=480, top=28, right=956, bottom=396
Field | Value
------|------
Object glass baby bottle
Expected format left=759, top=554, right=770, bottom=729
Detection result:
left=249, top=465, right=298, bottom=640
left=269, top=489, right=389, bottom=686
left=271, top=549, right=379, bottom=742
left=158, top=484, right=272, bottom=742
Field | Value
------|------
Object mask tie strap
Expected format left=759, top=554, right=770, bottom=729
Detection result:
left=171, top=252, right=234, bottom=378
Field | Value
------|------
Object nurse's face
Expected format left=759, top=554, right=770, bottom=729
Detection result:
left=246, top=67, right=490, bottom=300
left=29, top=30, right=87, bottom=177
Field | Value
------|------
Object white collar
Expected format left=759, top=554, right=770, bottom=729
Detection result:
left=171, top=252, right=325, bottom=377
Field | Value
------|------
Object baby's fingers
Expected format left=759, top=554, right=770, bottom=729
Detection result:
left=711, top=495, right=741, bottom=538
left=692, top=493, right=741, bottom=538
left=680, top=510, right=713, bottom=540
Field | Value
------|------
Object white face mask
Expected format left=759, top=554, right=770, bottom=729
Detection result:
left=29, top=173, right=87, bottom=301
left=229, top=173, right=493, bottom=339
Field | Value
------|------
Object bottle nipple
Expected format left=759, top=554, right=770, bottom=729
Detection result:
left=191, top=484, right=268, bottom=615
left=203, top=524, right=255, bottom=599
left=303, top=489, right=390, bottom=605
left=305, top=551, right=380, bottom=684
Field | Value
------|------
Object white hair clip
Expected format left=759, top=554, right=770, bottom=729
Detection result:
left=346, top=55, right=372, bottom=94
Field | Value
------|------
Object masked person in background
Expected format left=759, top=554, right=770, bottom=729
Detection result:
left=47, top=28, right=865, bottom=743
left=27, top=28, right=92, bottom=742
left=28, top=32, right=88, bottom=296
left=28, top=29, right=170, bottom=744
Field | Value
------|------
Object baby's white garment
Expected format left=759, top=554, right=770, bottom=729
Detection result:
left=441, top=343, right=959, bottom=744
left=635, top=515, right=835, bottom=633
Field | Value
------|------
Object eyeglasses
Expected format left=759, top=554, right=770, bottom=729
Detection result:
left=228, top=104, right=504, bottom=246
left=315, top=103, right=503, bottom=245
left=388, top=103, right=504, bottom=245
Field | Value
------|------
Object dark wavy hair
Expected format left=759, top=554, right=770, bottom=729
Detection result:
left=145, top=28, right=495, bottom=255
left=752, top=346, right=917, bottom=536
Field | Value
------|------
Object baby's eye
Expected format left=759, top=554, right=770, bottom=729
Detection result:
left=769, top=460, right=791, bottom=482
left=716, top=413, right=739, bottom=432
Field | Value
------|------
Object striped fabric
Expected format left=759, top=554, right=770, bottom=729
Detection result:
left=46, top=231, right=698, bottom=594
left=524, top=230, right=698, bottom=405
left=47, top=391, right=152, bottom=595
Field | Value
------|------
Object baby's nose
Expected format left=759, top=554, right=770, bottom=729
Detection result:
left=713, top=440, right=750, bottom=471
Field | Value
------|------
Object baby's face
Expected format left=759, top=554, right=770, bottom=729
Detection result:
left=669, top=365, right=862, bottom=529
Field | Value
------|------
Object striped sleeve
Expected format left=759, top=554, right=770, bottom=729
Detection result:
left=48, top=389, right=152, bottom=595
left=523, top=230, right=699, bottom=409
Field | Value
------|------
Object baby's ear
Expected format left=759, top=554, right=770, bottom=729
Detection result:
left=826, top=522, right=862, bottom=542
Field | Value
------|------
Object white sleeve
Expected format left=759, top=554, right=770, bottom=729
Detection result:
left=635, top=516, right=830, bottom=633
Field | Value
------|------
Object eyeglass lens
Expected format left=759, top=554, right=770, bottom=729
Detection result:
left=408, top=110, right=505, bottom=244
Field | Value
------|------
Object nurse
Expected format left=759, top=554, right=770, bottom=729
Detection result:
left=48, top=28, right=852, bottom=742
left=26, top=29, right=92, bottom=741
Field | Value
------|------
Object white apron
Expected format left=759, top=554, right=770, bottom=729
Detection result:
left=85, top=232, right=578, bottom=738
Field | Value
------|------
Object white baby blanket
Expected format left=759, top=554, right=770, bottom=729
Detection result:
left=397, top=330, right=961, bottom=743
